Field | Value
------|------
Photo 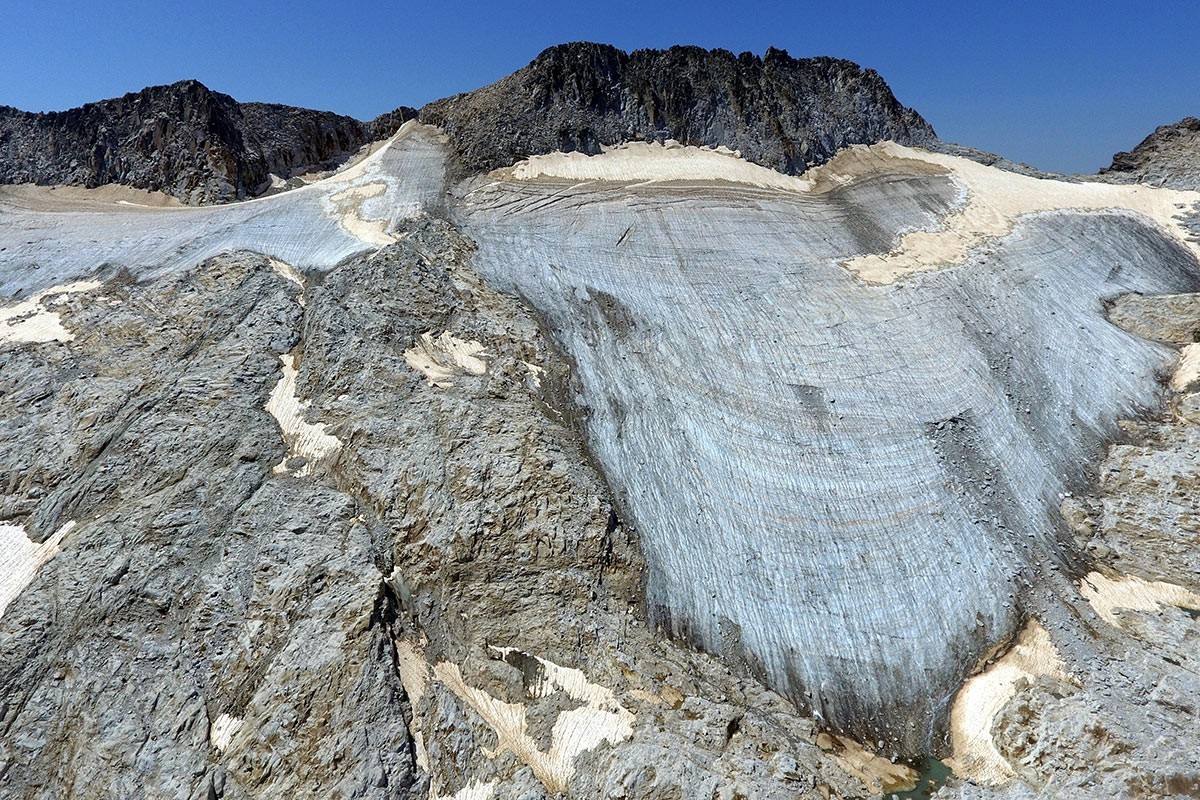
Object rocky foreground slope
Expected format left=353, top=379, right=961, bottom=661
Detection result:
left=2, top=49, right=1200, bottom=800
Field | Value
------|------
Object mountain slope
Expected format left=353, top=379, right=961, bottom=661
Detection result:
left=420, top=42, right=936, bottom=177
left=0, top=80, right=369, bottom=203
left=1101, top=116, right=1200, bottom=189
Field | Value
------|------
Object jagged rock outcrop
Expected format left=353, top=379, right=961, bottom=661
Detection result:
left=369, top=106, right=419, bottom=140
left=1101, top=117, right=1200, bottom=189
left=0, top=80, right=369, bottom=203
left=0, top=44, right=936, bottom=202
left=418, top=42, right=936, bottom=177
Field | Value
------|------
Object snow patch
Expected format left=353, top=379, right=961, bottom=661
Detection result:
left=0, top=280, right=102, bottom=345
left=404, top=332, right=489, bottom=388
left=268, top=257, right=305, bottom=292
left=946, top=620, right=1074, bottom=786
left=433, top=780, right=496, bottom=800
left=264, top=353, right=341, bottom=476
left=209, top=713, right=243, bottom=751
left=1080, top=571, right=1200, bottom=628
left=1171, top=343, right=1200, bottom=392
left=395, top=638, right=633, bottom=794
left=505, top=140, right=813, bottom=192
left=841, top=142, right=1200, bottom=284
left=522, top=361, right=545, bottom=390
left=328, top=182, right=395, bottom=246
left=0, top=520, right=75, bottom=618
left=815, top=732, right=917, bottom=795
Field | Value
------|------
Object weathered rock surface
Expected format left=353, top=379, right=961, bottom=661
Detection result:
left=0, top=80, right=369, bottom=204
left=419, top=42, right=936, bottom=178
left=1101, top=117, right=1200, bottom=190
left=934, top=293, right=1200, bottom=799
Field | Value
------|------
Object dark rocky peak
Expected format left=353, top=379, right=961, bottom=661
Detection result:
left=0, top=79, right=369, bottom=204
left=367, top=105, right=420, bottom=140
left=419, top=41, right=937, bottom=178
left=1101, top=116, right=1200, bottom=190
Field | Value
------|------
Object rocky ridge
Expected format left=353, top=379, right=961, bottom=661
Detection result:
left=0, top=43, right=935, bottom=203
left=1102, top=117, right=1200, bottom=190
left=0, top=80, right=370, bottom=204
left=420, top=42, right=937, bottom=178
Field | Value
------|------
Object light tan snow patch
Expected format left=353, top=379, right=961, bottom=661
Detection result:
left=503, top=140, right=815, bottom=192
left=841, top=142, right=1200, bottom=284
left=265, top=353, right=341, bottom=476
left=1171, top=343, right=1200, bottom=392
left=427, top=649, right=632, bottom=794
left=946, top=620, right=1074, bottom=786
left=0, top=280, right=102, bottom=345
left=209, top=713, right=243, bottom=751
left=0, top=183, right=182, bottom=211
left=328, top=181, right=395, bottom=246
left=396, top=637, right=634, bottom=794
left=268, top=258, right=306, bottom=306
left=432, top=780, right=497, bottom=800
left=521, top=361, right=545, bottom=390
left=1080, top=571, right=1200, bottom=628
left=404, top=332, right=489, bottom=388
left=0, top=520, right=75, bottom=618
left=394, top=637, right=430, bottom=707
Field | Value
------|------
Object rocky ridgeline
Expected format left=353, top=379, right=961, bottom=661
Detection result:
left=0, top=43, right=936, bottom=203
left=0, top=80, right=371, bottom=204
left=421, top=42, right=937, bottom=177
left=1102, top=117, right=1200, bottom=190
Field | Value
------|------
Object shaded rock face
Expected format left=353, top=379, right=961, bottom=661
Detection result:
left=1101, top=117, right=1200, bottom=189
left=419, top=42, right=936, bottom=177
left=0, top=80, right=369, bottom=204
left=368, top=106, right=420, bottom=140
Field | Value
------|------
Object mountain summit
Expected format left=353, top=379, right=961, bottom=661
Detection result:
left=420, top=42, right=936, bottom=177
left=0, top=80, right=369, bottom=203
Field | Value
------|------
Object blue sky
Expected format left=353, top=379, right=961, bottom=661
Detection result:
left=2, top=1, right=1197, bottom=173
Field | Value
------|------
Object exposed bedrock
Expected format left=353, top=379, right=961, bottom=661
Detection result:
left=419, top=42, right=936, bottom=179
left=0, top=80, right=370, bottom=204
left=457, top=164, right=1200, bottom=753
left=1102, top=116, right=1200, bottom=190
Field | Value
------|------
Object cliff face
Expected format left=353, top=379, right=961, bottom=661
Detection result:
left=1101, top=117, right=1200, bottom=189
left=0, top=80, right=369, bottom=204
left=419, top=42, right=936, bottom=177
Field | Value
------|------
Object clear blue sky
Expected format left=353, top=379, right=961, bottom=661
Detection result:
left=3, top=0, right=1197, bottom=173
